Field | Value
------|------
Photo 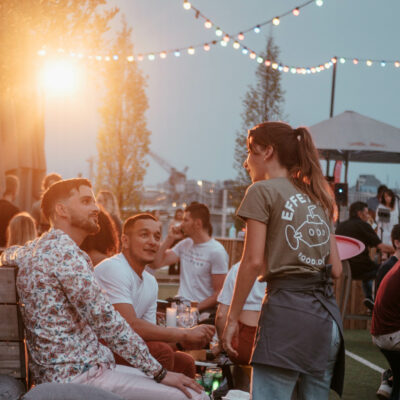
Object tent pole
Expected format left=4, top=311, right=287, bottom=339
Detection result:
left=344, top=152, right=349, bottom=183
left=330, top=57, right=337, bottom=118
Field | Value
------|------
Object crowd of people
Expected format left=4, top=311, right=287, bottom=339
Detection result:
left=0, top=121, right=399, bottom=400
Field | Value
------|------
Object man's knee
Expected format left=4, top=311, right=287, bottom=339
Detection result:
left=146, top=341, right=175, bottom=371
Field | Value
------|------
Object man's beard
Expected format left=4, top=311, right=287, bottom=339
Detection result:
left=70, top=212, right=99, bottom=234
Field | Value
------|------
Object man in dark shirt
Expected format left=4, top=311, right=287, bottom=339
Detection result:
left=0, top=175, right=20, bottom=247
left=336, top=201, right=394, bottom=301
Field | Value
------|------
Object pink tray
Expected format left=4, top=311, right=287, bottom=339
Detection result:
left=335, top=234, right=365, bottom=261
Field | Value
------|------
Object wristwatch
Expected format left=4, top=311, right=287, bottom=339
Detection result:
left=154, top=367, right=167, bottom=383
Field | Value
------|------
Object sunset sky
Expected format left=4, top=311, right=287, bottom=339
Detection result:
left=44, top=0, right=400, bottom=189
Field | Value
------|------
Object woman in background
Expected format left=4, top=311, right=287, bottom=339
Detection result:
left=6, top=212, right=37, bottom=247
left=80, top=208, right=120, bottom=266
left=96, top=190, right=123, bottom=237
left=376, top=188, right=399, bottom=247
left=223, top=122, right=343, bottom=400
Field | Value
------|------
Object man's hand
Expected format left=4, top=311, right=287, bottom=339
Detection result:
left=181, top=324, right=215, bottom=350
left=161, top=371, right=203, bottom=398
left=168, top=224, right=184, bottom=242
left=222, top=318, right=239, bottom=360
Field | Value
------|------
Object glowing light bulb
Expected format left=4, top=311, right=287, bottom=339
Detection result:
left=324, top=62, right=330, bottom=69
left=220, top=40, right=227, bottom=47
left=254, top=25, right=261, bottom=33
left=188, top=47, right=195, bottom=55
left=160, top=51, right=167, bottom=59
left=292, top=8, right=300, bottom=16
left=223, top=34, right=230, bottom=42
left=238, top=32, right=245, bottom=41
left=113, top=55, right=119, bottom=60
left=339, top=57, right=346, bottom=64
left=233, top=41, right=240, bottom=50
left=366, top=60, right=372, bottom=66
left=311, top=67, right=316, bottom=73
left=353, top=58, right=358, bottom=65
left=272, top=17, right=280, bottom=26
left=249, top=52, right=256, bottom=60
left=395, top=61, right=400, bottom=68
left=204, top=20, right=212, bottom=29
left=215, top=28, right=223, bottom=36
left=291, top=67, right=297, bottom=74
left=272, top=63, right=278, bottom=69
left=257, top=57, right=263, bottom=64
left=283, top=66, right=289, bottom=73
left=137, top=55, right=144, bottom=61
left=331, top=57, right=337, bottom=64
left=105, top=56, right=111, bottom=61
left=315, top=0, right=323, bottom=6
left=127, top=56, right=134, bottom=62
left=183, top=1, right=191, bottom=10
left=203, top=43, right=210, bottom=51
left=264, top=60, right=271, bottom=67
left=174, top=51, right=181, bottom=57
left=380, top=61, right=386, bottom=67
left=95, top=55, right=102, bottom=61
left=242, top=47, right=248, bottom=55
left=148, top=53, right=155, bottom=61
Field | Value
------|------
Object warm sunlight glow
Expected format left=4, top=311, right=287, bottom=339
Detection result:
left=40, top=59, right=81, bottom=95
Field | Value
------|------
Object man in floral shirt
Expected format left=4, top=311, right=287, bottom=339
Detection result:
left=1, top=178, right=205, bottom=400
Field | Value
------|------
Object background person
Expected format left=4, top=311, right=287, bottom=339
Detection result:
left=223, top=122, right=344, bottom=400
left=376, top=188, right=399, bottom=247
left=367, top=185, right=388, bottom=221
left=81, top=206, right=120, bottom=266
left=95, top=213, right=215, bottom=378
left=96, top=190, right=123, bottom=237
left=0, top=174, right=20, bottom=248
left=6, top=212, right=37, bottom=247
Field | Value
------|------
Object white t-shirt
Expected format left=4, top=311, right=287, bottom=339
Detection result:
left=172, top=238, right=229, bottom=303
left=94, top=253, right=158, bottom=324
left=377, top=202, right=399, bottom=246
left=217, top=262, right=266, bottom=311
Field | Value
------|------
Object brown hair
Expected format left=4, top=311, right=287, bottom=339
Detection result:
left=123, top=213, right=157, bottom=234
left=248, top=121, right=335, bottom=219
left=96, top=190, right=121, bottom=220
left=42, top=173, right=62, bottom=192
left=3, top=175, right=19, bottom=197
left=6, top=212, right=37, bottom=247
left=41, top=178, right=92, bottom=221
left=185, top=202, right=212, bottom=235
left=81, top=207, right=120, bottom=256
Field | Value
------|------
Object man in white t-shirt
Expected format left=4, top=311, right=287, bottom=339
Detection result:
left=215, top=262, right=266, bottom=365
left=94, top=213, right=215, bottom=378
left=151, top=203, right=229, bottom=313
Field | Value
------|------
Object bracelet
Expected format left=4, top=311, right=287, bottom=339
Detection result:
left=154, top=367, right=167, bottom=383
left=176, top=342, right=184, bottom=351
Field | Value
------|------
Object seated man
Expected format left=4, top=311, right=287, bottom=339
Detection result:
left=215, top=262, right=266, bottom=365
left=0, top=178, right=206, bottom=400
left=94, top=213, right=215, bottom=378
left=336, top=201, right=394, bottom=305
left=151, top=203, right=228, bottom=315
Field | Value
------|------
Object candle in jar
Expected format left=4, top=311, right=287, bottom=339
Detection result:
left=166, top=307, right=177, bottom=327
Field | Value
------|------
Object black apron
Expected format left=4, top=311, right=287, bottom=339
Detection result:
left=251, top=266, right=345, bottom=397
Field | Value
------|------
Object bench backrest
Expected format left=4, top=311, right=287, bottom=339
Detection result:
left=0, top=266, right=28, bottom=387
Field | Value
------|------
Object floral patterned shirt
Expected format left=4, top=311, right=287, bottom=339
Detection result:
left=0, top=229, right=161, bottom=384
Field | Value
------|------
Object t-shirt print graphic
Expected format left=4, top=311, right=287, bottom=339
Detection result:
left=285, top=205, right=330, bottom=251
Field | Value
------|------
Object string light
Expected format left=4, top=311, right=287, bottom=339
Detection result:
left=204, top=20, right=212, bottom=29
left=215, top=27, right=223, bottom=37
left=223, top=34, right=230, bottom=42
left=315, top=0, right=323, bottom=6
left=380, top=61, right=386, bottom=67
left=293, top=8, right=300, bottom=16
left=183, top=0, right=191, bottom=10
left=272, top=17, right=280, bottom=26
left=188, top=47, right=195, bottom=55
left=203, top=43, right=210, bottom=51
left=127, top=56, right=134, bottom=62
left=253, top=25, right=261, bottom=33
left=237, top=33, right=245, bottom=41
left=366, top=60, right=372, bottom=66
left=233, top=41, right=240, bottom=50
left=242, top=47, right=249, bottom=55
left=174, top=50, right=181, bottom=57
left=220, top=40, right=227, bottom=47
left=160, top=51, right=167, bottom=59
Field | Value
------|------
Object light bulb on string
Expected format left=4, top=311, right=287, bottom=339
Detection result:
left=183, top=0, right=191, bottom=10
left=160, top=51, right=167, bottom=59
left=272, top=17, right=280, bottom=26
left=331, top=57, right=337, bottom=64
left=249, top=52, right=256, bottom=60
left=242, top=47, right=248, bottom=55
left=137, top=55, right=144, bottom=61
left=127, top=56, right=134, bottom=62
left=203, top=43, right=210, bottom=51
left=264, top=60, right=271, bottom=67
left=353, top=58, right=359, bottom=65
left=395, top=61, right=400, bottom=68
left=257, top=57, right=263, bottom=64
left=223, top=34, right=230, bottom=42
left=215, top=28, right=223, bottom=37
left=238, top=32, right=245, bottom=41
left=380, top=61, right=386, bottom=67
left=254, top=25, right=261, bottom=33
left=315, top=0, right=323, bottom=6
left=272, top=63, right=279, bottom=69
left=291, top=67, right=297, bottom=74
left=366, top=60, right=372, bottom=66
left=283, top=66, right=289, bottom=73
left=174, top=50, right=181, bottom=57
left=95, top=55, right=102, bottom=61
left=188, top=47, right=195, bottom=55
left=220, top=40, right=227, bottom=47
left=204, top=20, right=212, bottom=29
left=292, top=8, right=300, bottom=16
left=339, top=58, right=346, bottom=64
left=113, top=55, right=118, bottom=60
left=148, top=54, right=155, bottom=61
left=233, top=41, right=240, bottom=50
left=105, top=56, right=110, bottom=61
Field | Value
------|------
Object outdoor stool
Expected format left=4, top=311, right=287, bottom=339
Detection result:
left=380, top=348, right=400, bottom=400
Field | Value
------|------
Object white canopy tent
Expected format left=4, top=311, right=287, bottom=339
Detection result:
left=309, top=110, right=400, bottom=182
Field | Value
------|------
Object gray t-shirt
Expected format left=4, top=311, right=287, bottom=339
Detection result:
left=237, top=177, right=332, bottom=281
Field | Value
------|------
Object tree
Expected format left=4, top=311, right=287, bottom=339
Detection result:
left=234, top=36, right=285, bottom=187
left=96, top=21, right=150, bottom=213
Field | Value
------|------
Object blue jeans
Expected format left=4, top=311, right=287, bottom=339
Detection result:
left=251, top=320, right=341, bottom=400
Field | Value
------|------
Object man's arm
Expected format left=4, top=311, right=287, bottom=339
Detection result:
left=113, top=302, right=214, bottom=348
left=378, top=243, right=395, bottom=254
left=198, top=273, right=226, bottom=312
left=215, top=303, right=229, bottom=340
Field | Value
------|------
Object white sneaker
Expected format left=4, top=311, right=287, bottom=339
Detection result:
left=376, top=369, right=392, bottom=399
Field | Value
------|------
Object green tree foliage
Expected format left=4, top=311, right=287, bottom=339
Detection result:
left=96, top=21, right=150, bottom=213
left=234, top=36, right=285, bottom=187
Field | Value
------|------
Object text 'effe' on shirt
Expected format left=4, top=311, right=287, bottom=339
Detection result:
left=237, top=178, right=332, bottom=281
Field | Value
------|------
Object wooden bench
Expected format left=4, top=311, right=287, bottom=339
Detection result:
left=0, top=266, right=28, bottom=389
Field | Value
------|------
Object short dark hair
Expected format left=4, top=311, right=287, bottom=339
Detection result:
left=349, top=201, right=368, bottom=218
left=185, top=202, right=212, bottom=234
left=3, top=175, right=19, bottom=196
left=391, top=224, right=400, bottom=247
left=42, top=173, right=62, bottom=191
left=123, top=213, right=157, bottom=234
left=41, top=178, right=92, bottom=221
left=80, top=207, right=119, bottom=256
